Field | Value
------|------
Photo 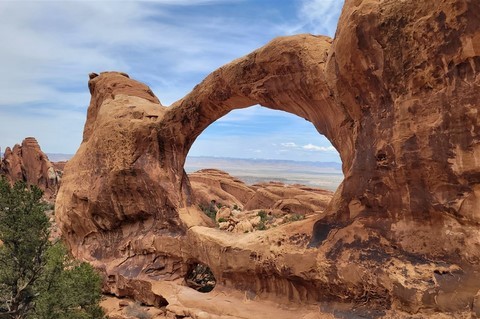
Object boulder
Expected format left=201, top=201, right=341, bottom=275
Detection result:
left=215, top=207, right=232, bottom=222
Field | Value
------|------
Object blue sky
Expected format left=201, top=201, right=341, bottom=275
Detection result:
left=0, top=0, right=343, bottom=162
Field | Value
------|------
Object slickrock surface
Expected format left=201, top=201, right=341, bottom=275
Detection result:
left=56, top=0, right=480, bottom=317
left=190, top=169, right=333, bottom=233
left=1, top=137, right=59, bottom=198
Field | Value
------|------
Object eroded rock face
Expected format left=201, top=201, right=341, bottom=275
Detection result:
left=1, top=137, right=59, bottom=198
left=189, top=169, right=333, bottom=233
left=189, top=169, right=333, bottom=212
left=56, top=0, right=480, bottom=316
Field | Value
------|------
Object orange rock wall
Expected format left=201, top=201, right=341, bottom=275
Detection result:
left=55, top=0, right=480, bottom=315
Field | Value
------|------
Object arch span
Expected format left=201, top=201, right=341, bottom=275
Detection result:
left=161, top=35, right=353, bottom=176
left=57, top=34, right=356, bottom=252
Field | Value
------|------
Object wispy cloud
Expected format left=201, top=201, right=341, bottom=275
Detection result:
left=302, top=144, right=336, bottom=152
left=0, top=1, right=266, bottom=107
left=299, top=0, right=344, bottom=36
left=279, top=0, right=344, bottom=37
left=1, top=0, right=343, bottom=161
left=278, top=142, right=336, bottom=152
left=281, top=142, right=298, bottom=148
left=0, top=0, right=280, bottom=152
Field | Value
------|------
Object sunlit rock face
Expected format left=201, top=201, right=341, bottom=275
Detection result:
left=1, top=137, right=59, bottom=198
left=56, top=0, right=480, bottom=316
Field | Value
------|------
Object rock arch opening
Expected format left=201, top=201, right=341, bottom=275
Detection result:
left=184, top=106, right=343, bottom=233
left=185, top=260, right=216, bottom=293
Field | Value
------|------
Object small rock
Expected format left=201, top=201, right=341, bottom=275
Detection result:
left=218, top=222, right=229, bottom=230
left=195, top=311, right=211, bottom=319
left=216, top=207, right=232, bottom=221
left=249, top=216, right=261, bottom=227
left=235, top=220, right=253, bottom=233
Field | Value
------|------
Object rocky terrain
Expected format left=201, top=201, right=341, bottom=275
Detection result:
left=190, top=169, right=333, bottom=233
left=54, top=0, right=480, bottom=318
left=0, top=137, right=60, bottom=199
left=185, top=156, right=343, bottom=191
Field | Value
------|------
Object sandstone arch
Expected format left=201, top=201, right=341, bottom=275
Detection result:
left=161, top=35, right=352, bottom=173
left=56, top=0, right=480, bottom=316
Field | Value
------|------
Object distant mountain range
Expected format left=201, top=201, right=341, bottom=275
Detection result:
left=41, top=154, right=343, bottom=190
left=185, top=156, right=342, bottom=171
left=185, top=156, right=343, bottom=191
left=45, top=153, right=74, bottom=162
left=44, top=154, right=342, bottom=169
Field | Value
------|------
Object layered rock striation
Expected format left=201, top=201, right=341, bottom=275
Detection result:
left=1, top=137, right=59, bottom=198
left=56, top=0, right=480, bottom=316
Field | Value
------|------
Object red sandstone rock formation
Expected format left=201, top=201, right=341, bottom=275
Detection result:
left=189, top=168, right=332, bottom=213
left=189, top=169, right=255, bottom=209
left=56, top=0, right=480, bottom=317
left=189, top=169, right=333, bottom=233
left=1, top=137, right=59, bottom=198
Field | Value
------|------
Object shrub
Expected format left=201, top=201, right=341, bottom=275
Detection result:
left=256, top=221, right=267, bottom=231
left=0, top=178, right=104, bottom=319
left=257, top=210, right=267, bottom=221
left=199, top=204, right=216, bottom=221
left=283, top=213, right=305, bottom=223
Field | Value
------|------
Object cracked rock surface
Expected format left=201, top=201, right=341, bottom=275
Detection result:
left=56, top=0, right=480, bottom=317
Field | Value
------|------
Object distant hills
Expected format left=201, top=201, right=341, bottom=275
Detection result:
left=46, top=153, right=74, bottom=162
left=185, top=156, right=343, bottom=191
left=43, top=154, right=343, bottom=190
left=45, top=154, right=342, bottom=169
left=185, top=156, right=342, bottom=171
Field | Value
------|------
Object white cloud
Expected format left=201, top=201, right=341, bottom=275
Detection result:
left=301, top=0, right=344, bottom=36
left=279, top=142, right=336, bottom=152
left=0, top=0, right=270, bottom=108
left=0, top=0, right=277, bottom=152
left=303, top=144, right=336, bottom=152
left=281, top=142, right=298, bottom=148
left=0, top=0, right=343, bottom=160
